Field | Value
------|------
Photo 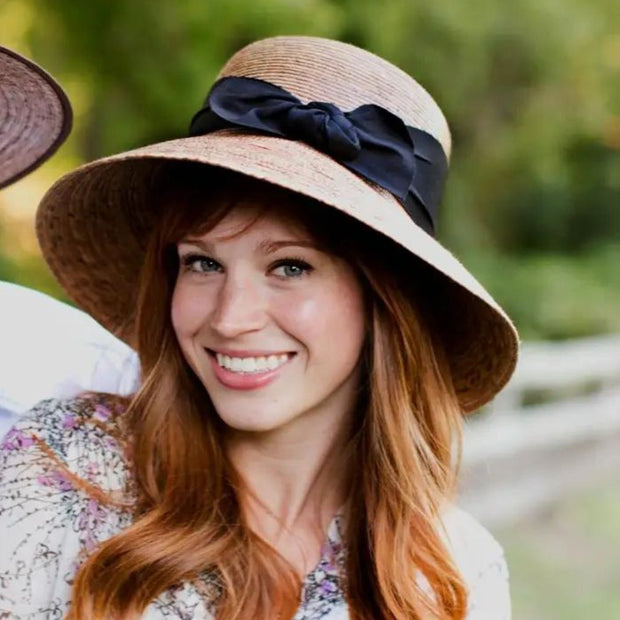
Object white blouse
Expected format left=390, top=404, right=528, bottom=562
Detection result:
left=0, top=281, right=139, bottom=438
left=0, top=396, right=510, bottom=619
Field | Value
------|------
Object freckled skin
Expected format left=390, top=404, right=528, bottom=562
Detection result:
left=171, top=203, right=367, bottom=438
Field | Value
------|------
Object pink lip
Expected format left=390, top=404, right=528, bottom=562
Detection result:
left=207, top=350, right=294, bottom=391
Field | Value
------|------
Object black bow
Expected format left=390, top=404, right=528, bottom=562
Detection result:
left=189, top=77, right=448, bottom=235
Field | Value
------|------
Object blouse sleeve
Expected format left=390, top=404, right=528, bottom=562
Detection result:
left=0, top=397, right=132, bottom=619
left=440, top=504, right=511, bottom=620
left=465, top=546, right=511, bottom=619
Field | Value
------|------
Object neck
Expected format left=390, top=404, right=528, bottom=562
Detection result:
left=225, top=403, right=355, bottom=536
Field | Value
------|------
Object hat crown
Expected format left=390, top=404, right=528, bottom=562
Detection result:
left=217, top=36, right=451, bottom=159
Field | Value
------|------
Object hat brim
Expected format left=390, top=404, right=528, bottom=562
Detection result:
left=36, top=130, right=518, bottom=413
left=0, top=47, right=72, bottom=189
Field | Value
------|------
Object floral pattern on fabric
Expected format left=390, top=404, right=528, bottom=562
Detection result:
left=0, top=396, right=134, bottom=620
left=0, top=397, right=510, bottom=619
left=294, top=515, right=347, bottom=620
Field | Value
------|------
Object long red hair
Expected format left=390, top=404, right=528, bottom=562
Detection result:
left=68, top=164, right=467, bottom=619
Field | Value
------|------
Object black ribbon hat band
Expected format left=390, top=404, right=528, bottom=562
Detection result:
left=189, top=77, right=448, bottom=235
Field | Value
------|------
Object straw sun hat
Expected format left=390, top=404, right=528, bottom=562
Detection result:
left=36, top=36, right=518, bottom=413
left=0, top=46, right=72, bottom=189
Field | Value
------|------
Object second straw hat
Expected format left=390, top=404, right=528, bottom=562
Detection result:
left=36, top=36, right=518, bottom=413
left=0, top=46, right=72, bottom=189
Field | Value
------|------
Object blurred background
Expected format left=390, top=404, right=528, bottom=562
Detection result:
left=0, top=0, right=618, bottom=617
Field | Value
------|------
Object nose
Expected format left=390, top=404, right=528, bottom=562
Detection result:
left=209, top=271, right=269, bottom=338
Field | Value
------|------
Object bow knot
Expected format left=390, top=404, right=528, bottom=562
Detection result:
left=286, top=101, right=361, bottom=161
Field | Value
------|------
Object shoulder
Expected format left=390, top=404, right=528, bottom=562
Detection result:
left=440, top=504, right=511, bottom=618
left=440, top=504, right=505, bottom=577
left=0, top=282, right=139, bottom=421
left=1, top=394, right=134, bottom=501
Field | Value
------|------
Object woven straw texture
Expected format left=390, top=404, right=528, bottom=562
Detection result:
left=0, top=47, right=72, bottom=188
left=36, top=36, right=518, bottom=413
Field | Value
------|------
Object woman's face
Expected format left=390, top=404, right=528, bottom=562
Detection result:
left=171, top=199, right=366, bottom=435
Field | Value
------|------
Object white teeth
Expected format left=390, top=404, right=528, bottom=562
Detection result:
left=241, top=358, right=255, bottom=372
left=215, top=352, right=290, bottom=374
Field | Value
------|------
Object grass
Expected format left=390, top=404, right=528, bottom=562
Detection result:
left=493, top=477, right=620, bottom=619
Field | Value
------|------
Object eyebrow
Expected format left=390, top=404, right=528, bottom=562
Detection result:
left=177, top=238, right=214, bottom=252
left=178, top=238, right=319, bottom=254
left=257, top=239, right=319, bottom=254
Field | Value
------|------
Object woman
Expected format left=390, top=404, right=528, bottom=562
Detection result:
left=0, top=37, right=518, bottom=619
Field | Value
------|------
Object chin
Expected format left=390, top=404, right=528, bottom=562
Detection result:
left=215, top=408, right=293, bottom=434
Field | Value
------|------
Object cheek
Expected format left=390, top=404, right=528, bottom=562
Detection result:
left=322, top=284, right=366, bottom=355
left=279, top=278, right=366, bottom=360
left=171, top=282, right=211, bottom=339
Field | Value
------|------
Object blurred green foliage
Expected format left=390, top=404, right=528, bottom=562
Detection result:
left=465, top=244, right=620, bottom=339
left=1, top=0, right=619, bottom=338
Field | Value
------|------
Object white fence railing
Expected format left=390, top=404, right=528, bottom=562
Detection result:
left=459, top=335, right=620, bottom=526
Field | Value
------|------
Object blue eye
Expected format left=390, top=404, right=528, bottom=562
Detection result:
left=271, top=259, right=313, bottom=278
left=181, top=254, right=221, bottom=273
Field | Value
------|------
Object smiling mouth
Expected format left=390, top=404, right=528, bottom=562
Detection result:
left=206, top=349, right=295, bottom=374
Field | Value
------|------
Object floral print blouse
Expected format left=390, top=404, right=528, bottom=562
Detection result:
left=0, top=396, right=510, bottom=619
